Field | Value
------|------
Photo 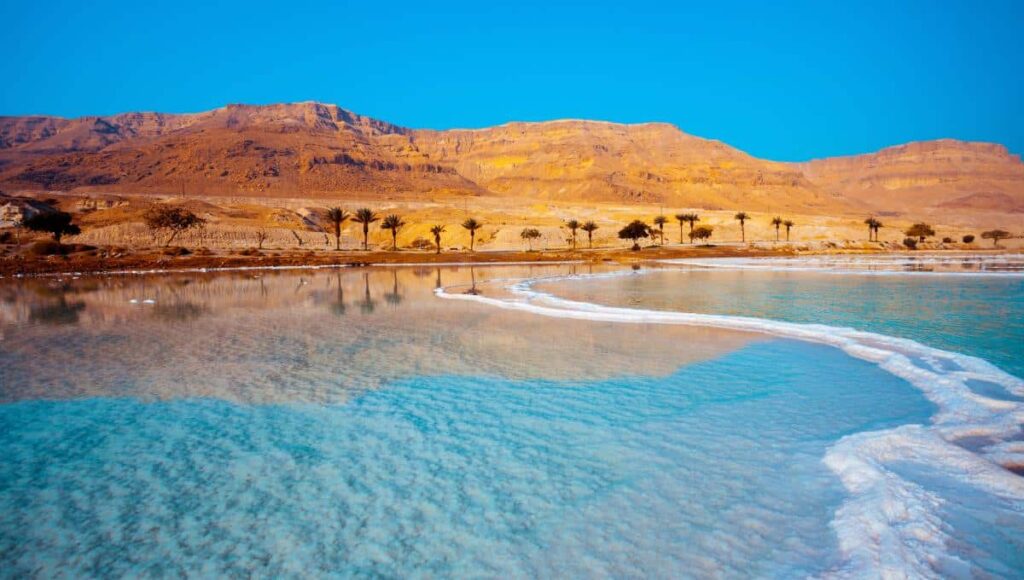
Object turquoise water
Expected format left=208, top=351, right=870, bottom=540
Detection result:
left=539, top=261, right=1024, bottom=377
left=1, top=260, right=1022, bottom=577
left=1, top=342, right=930, bottom=577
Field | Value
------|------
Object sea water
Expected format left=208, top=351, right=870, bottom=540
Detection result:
left=0, top=260, right=1021, bottom=577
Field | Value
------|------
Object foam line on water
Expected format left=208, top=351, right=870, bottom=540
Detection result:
left=436, top=267, right=1024, bottom=578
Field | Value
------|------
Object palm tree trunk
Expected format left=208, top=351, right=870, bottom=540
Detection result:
left=740, top=223, right=745, bottom=242
left=589, top=232, right=593, bottom=248
left=392, top=230, right=397, bottom=251
left=470, top=232, right=475, bottom=251
left=362, top=225, right=369, bottom=251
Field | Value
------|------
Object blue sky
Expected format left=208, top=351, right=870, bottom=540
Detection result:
left=2, top=0, right=1021, bottom=161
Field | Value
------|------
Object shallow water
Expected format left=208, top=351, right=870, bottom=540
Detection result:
left=1, top=260, right=1021, bottom=577
left=539, top=256, right=1024, bottom=377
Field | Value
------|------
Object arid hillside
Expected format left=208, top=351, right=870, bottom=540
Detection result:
left=795, top=140, right=1024, bottom=215
left=1, top=102, right=1022, bottom=222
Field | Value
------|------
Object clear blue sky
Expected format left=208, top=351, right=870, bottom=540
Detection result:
left=2, top=0, right=1021, bottom=161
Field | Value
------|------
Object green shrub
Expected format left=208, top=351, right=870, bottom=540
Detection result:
left=962, top=235, right=975, bottom=243
left=942, top=237, right=953, bottom=243
left=903, top=237, right=918, bottom=250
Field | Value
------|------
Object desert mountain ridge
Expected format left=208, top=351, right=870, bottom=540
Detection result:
left=1, top=101, right=1022, bottom=220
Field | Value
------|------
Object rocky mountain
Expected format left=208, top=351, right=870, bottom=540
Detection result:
left=1, top=102, right=1021, bottom=218
left=795, top=140, right=1024, bottom=214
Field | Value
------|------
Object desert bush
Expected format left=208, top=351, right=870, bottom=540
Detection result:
left=28, top=240, right=65, bottom=255
left=981, top=229, right=1012, bottom=247
left=409, top=237, right=433, bottom=250
left=24, top=211, right=80, bottom=244
left=962, top=235, right=975, bottom=243
left=238, top=248, right=262, bottom=256
left=903, top=237, right=918, bottom=250
left=144, top=206, right=206, bottom=246
left=160, top=246, right=192, bottom=256
left=942, top=237, right=952, bottom=243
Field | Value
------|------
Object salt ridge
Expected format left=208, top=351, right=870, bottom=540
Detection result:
left=436, top=264, right=1024, bottom=578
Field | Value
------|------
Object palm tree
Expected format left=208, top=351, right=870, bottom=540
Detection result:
left=676, top=213, right=699, bottom=244
left=352, top=208, right=379, bottom=251
left=581, top=221, right=598, bottom=248
left=734, top=212, right=749, bottom=242
left=381, top=214, right=405, bottom=250
left=653, top=215, right=667, bottom=245
left=675, top=214, right=687, bottom=244
left=770, top=216, right=783, bottom=241
left=462, top=218, right=482, bottom=251
left=565, top=219, right=580, bottom=249
left=783, top=220, right=794, bottom=241
left=324, top=207, right=349, bottom=250
left=873, top=219, right=884, bottom=242
left=430, top=224, right=446, bottom=254
left=864, top=217, right=880, bottom=242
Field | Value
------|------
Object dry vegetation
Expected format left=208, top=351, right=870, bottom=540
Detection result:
left=1, top=191, right=1020, bottom=277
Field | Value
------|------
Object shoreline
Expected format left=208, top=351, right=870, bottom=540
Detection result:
left=0, top=243, right=1012, bottom=278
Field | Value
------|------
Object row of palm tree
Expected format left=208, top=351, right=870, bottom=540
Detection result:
left=562, top=220, right=600, bottom=249
left=323, top=207, right=483, bottom=253
left=642, top=211, right=796, bottom=244
left=864, top=217, right=884, bottom=241
left=324, top=206, right=809, bottom=253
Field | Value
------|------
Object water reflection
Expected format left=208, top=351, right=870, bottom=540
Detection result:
left=358, top=272, right=376, bottom=314
left=383, top=270, right=403, bottom=306
left=0, top=265, right=759, bottom=404
left=29, top=297, right=86, bottom=325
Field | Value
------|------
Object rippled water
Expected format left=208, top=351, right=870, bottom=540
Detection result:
left=1, top=259, right=1021, bottom=577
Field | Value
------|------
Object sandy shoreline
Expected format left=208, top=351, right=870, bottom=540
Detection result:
left=2, top=243, right=1015, bottom=278
left=0, top=244, right=789, bottom=277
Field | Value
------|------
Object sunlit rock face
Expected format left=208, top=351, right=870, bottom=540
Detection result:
left=411, top=120, right=828, bottom=211
left=1, top=103, right=1022, bottom=221
left=794, top=140, right=1024, bottom=215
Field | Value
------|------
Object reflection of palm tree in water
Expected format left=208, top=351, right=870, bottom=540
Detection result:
left=330, top=272, right=346, bottom=316
left=29, top=296, right=86, bottom=325
left=465, top=267, right=480, bottom=295
left=358, top=272, right=376, bottom=314
left=435, top=268, right=442, bottom=290
left=384, top=270, right=403, bottom=306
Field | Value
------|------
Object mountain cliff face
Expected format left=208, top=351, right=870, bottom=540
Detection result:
left=1, top=102, right=1021, bottom=217
left=411, top=121, right=826, bottom=210
left=795, top=140, right=1024, bottom=213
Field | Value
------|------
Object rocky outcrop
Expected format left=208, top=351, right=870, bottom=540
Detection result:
left=1, top=103, right=1021, bottom=220
left=794, top=140, right=1024, bottom=213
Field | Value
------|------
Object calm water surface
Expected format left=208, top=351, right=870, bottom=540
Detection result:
left=0, top=259, right=1021, bottom=577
